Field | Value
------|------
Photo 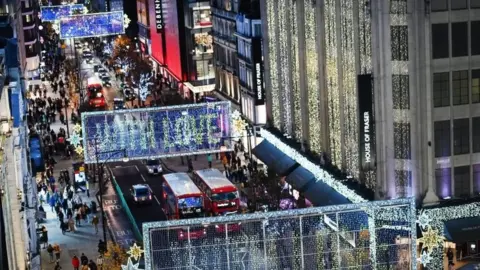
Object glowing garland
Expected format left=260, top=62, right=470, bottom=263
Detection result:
left=266, top=0, right=281, bottom=129
left=139, top=73, right=153, bottom=101
left=71, top=123, right=84, bottom=158
left=231, top=110, right=247, bottom=140
left=260, top=128, right=365, bottom=203
left=123, top=14, right=131, bottom=29
left=417, top=203, right=480, bottom=269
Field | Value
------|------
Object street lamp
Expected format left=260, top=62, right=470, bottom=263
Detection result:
left=93, top=138, right=129, bottom=245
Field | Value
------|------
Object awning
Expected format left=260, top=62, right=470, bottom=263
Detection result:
left=303, top=177, right=351, bottom=207
left=285, top=166, right=316, bottom=192
left=252, top=140, right=298, bottom=176
left=444, top=217, right=480, bottom=243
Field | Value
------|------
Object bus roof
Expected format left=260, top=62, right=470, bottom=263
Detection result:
left=194, top=169, right=236, bottom=192
left=163, top=173, right=202, bottom=197
left=87, top=77, right=102, bottom=86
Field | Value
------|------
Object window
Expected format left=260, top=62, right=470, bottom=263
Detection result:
left=392, top=75, right=409, bottom=109
left=454, top=118, right=470, bottom=155
left=193, top=9, right=211, bottom=27
left=431, top=0, right=448, bottom=11
left=435, top=120, right=451, bottom=157
left=432, top=24, right=449, bottom=59
left=196, top=59, right=214, bottom=80
left=472, top=0, right=480, bottom=8
left=452, top=70, right=469, bottom=105
left=451, top=0, right=467, bottom=9
left=454, top=166, right=470, bottom=197
left=433, top=72, right=450, bottom=107
left=394, top=123, right=411, bottom=159
left=390, top=0, right=407, bottom=14
left=472, top=70, right=480, bottom=103
left=435, top=168, right=452, bottom=198
left=471, top=21, right=480, bottom=55
left=391, top=26, right=408, bottom=61
left=253, top=23, right=261, bottom=37
left=473, top=164, right=480, bottom=193
left=472, top=117, right=480, bottom=152
left=451, top=22, right=468, bottom=57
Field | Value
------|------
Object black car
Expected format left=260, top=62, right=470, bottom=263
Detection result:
left=93, top=65, right=101, bottom=73
left=113, top=98, right=125, bottom=110
left=124, top=88, right=136, bottom=101
left=100, top=75, right=111, bottom=87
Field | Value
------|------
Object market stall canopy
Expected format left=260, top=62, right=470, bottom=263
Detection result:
left=252, top=140, right=298, bottom=176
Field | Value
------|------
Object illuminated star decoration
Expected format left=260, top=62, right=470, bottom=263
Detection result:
left=121, top=257, right=141, bottom=270
left=127, top=243, right=144, bottom=261
left=83, top=6, right=89, bottom=14
left=123, top=14, right=131, bottom=29
left=52, top=21, right=60, bottom=34
left=72, top=124, right=82, bottom=134
left=231, top=110, right=247, bottom=139
left=418, top=250, right=432, bottom=266
left=69, top=132, right=82, bottom=147
left=417, top=211, right=432, bottom=230
left=418, top=226, right=445, bottom=252
left=75, top=145, right=84, bottom=156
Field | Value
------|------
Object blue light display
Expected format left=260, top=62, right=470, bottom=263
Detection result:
left=81, top=102, right=232, bottom=164
left=40, top=4, right=85, bottom=22
left=179, top=197, right=203, bottom=208
left=59, top=11, right=124, bottom=39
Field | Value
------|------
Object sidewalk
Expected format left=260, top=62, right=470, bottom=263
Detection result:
left=39, top=181, right=105, bottom=270
left=161, top=154, right=225, bottom=173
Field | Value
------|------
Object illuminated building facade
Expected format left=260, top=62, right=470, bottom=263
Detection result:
left=136, top=0, right=151, bottom=57
left=149, top=0, right=215, bottom=102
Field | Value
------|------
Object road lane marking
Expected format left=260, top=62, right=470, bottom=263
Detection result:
left=140, top=174, right=146, bottom=182
left=153, top=195, right=161, bottom=205
left=136, top=165, right=140, bottom=172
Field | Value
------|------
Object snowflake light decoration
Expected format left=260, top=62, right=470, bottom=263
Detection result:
left=69, top=132, right=82, bottom=147
left=73, top=124, right=82, bottom=134
left=418, top=250, right=432, bottom=266
left=124, top=14, right=131, bottom=29
left=52, top=21, right=60, bottom=34
left=418, top=226, right=445, bottom=252
left=417, top=211, right=432, bottom=230
left=121, top=257, right=141, bottom=270
left=127, top=243, right=144, bottom=261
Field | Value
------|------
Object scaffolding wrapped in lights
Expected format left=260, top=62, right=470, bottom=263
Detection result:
left=143, top=198, right=417, bottom=269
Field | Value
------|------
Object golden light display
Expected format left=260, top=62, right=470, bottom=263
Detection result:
left=127, top=243, right=144, bottom=262
left=418, top=226, right=445, bottom=251
left=267, top=0, right=281, bottom=129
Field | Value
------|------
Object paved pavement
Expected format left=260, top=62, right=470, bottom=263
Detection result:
left=161, top=155, right=224, bottom=173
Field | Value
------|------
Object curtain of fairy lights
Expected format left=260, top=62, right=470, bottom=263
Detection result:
left=359, top=0, right=372, bottom=74
left=278, top=0, right=293, bottom=133
left=390, top=0, right=411, bottom=197
left=340, top=0, right=359, bottom=178
left=325, top=0, right=341, bottom=166
left=291, top=0, right=303, bottom=141
left=305, top=0, right=322, bottom=153
left=266, top=0, right=281, bottom=129
left=359, top=0, right=375, bottom=187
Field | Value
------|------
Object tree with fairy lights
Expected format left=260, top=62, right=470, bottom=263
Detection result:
left=102, top=241, right=129, bottom=269
left=138, top=72, right=153, bottom=102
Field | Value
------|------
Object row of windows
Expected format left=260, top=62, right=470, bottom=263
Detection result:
left=237, top=39, right=252, bottom=61
left=213, top=44, right=237, bottom=71
left=433, top=70, right=480, bottom=107
left=239, top=62, right=253, bottom=90
left=212, top=16, right=235, bottom=42
left=434, top=118, right=480, bottom=157
left=431, top=0, right=480, bottom=11
left=435, top=165, right=480, bottom=198
left=432, top=22, right=480, bottom=59
left=236, top=17, right=261, bottom=38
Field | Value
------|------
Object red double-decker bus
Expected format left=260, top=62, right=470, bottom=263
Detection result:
left=162, top=173, right=206, bottom=240
left=192, top=169, right=240, bottom=216
left=86, top=77, right=106, bottom=109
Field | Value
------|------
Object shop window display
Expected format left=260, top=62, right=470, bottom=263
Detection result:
left=193, top=9, right=212, bottom=27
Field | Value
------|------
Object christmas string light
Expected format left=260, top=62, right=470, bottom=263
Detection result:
left=266, top=0, right=281, bottom=129
left=290, top=0, right=302, bottom=142
left=40, top=4, right=85, bottom=22
left=59, top=11, right=125, bottom=39
left=81, top=102, right=232, bottom=163
left=142, top=198, right=416, bottom=269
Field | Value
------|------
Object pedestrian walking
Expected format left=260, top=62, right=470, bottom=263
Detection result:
left=68, top=217, right=76, bottom=232
left=92, top=215, right=99, bottom=234
left=80, top=253, right=88, bottom=265
left=88, top=259, right=98, bottom=270
left=46, top=244, right=54, bottom=263
left=53, top=243, right=61, bottom=261
left=72, top=255, right=80, bottom=270
left=40, top=226, right=48, bottom=248
left=96, top=255, right=104, bottom=269
left=207, top=154, right=213, bottom=168
left=54, top=261, right=62, bottom=270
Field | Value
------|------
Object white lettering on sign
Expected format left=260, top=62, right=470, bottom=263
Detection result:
left=363, top=111, right=371, bottom=164
left=255, top=63, right=263, bottom=101
left=109, top=205, right=122, bottom=210
left=104, top=199, right=118, bottom=205
left=155, top=0, right=163, bottom=30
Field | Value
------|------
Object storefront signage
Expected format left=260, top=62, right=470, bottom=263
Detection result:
left=358, top=74, right=376, bottom=173
left=155, top=0, right=163, bottom=32
left=252, top=39, right=264, bottom=105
